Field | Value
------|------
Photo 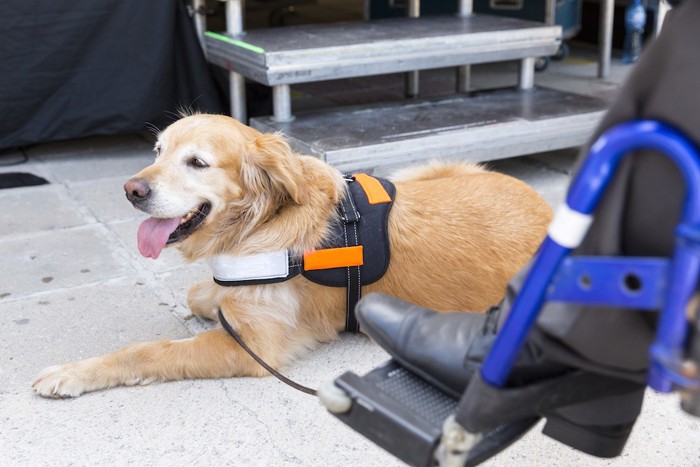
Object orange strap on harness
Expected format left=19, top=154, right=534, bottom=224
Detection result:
left=353, top=173, right=392, bottom=204
left=304, top=246, right=364, bottom=271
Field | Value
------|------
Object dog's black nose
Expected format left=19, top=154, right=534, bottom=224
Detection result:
left=124, top=178, right=151, bottom=203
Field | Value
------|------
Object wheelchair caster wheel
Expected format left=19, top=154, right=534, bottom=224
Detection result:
left=318, top=380, right=352, bottom=414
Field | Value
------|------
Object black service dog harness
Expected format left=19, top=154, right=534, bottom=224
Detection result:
left=211, top=174, right=395, bottom=333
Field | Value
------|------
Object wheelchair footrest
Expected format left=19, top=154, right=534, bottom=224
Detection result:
left=324, top=360, right=457, bottom=467
left=321, top=360, right=541, bottom=466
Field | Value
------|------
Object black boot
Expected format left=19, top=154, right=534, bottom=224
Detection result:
left=356, top=293, right=497, bottom=398
left=356, top=293, right=567, bottom=393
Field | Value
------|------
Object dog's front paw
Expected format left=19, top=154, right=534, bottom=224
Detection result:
left=32, top=363, right=91, bottom=398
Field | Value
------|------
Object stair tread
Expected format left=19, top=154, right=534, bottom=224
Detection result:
left=250, top=87, right=608, bottom=170
left=206, top=15, right=561, bottom=85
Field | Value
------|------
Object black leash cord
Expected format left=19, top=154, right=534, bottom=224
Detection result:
left=217, top=310, right=318, bottom=396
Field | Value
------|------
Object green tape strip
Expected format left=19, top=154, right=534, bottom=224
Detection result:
left=205, top=31, right=265, bottom=54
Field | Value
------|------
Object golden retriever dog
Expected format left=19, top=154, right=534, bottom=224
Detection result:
left=32, top=114, right=552, bottom=398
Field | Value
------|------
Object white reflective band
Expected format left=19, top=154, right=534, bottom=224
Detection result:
left=209, top=250, right=290, bottom=282
left=547, top=204, right=594, bottom=249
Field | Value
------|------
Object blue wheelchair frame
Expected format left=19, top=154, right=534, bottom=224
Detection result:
left=481, top=120, right=700, bottom=395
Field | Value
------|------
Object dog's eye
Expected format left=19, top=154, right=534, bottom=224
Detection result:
left=153, top=144, right=161, bottom=157
left=188, top=157, right=209, bottom=169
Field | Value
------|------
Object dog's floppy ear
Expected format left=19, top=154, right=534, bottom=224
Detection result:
left=242, top=133, right=309, bottom=205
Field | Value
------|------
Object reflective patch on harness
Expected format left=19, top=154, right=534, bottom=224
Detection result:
left=209, top=250, right=290, bottom=282
left=304, top=246, right=364, bottom=271
left=353, top=173, right=392, bottom=204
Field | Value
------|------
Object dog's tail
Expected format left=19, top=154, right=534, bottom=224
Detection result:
left=389, top=160, right=486, bottom=182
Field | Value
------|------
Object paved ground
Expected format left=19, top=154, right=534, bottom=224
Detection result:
left=1, top=54, right=699, bottom=466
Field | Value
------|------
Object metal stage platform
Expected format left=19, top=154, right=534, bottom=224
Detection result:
left=205, top=15, right=560, bottom=86
left=251, top=87, right=608, bottom=172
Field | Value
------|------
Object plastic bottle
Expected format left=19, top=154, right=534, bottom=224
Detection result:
left=622, top=0, right=647, bottom=64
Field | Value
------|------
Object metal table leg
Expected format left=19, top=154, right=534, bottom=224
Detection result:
left=598, top=0, right=614, bottom=78
left=456, top=0, right=473, bottom=93
left=405, top=0, right=420, bottom=98
left=230, top=73, right=247, bottom=123
left=518, top=57, right=535, bottom=90
left=192, top=0, right=207, bottom=55
left=224, top=0, right=247, bottom=122
left=272, top=84, right=294, bottom=122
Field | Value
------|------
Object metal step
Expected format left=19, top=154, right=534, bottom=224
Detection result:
left=250, top=87, right=608, bottom=172
left=205, top=15, right=561, bottom=85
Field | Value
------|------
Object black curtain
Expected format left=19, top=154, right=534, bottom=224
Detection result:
left=0, top=0, right=225, bottom=151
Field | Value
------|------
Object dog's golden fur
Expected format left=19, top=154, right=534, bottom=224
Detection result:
left=32, top=114, right=552, bottom=398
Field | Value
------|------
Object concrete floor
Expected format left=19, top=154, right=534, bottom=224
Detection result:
left=1, top=53, right=699, bottom=466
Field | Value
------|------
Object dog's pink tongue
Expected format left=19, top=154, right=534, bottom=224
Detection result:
left=137, top=217, right=182, bottom=259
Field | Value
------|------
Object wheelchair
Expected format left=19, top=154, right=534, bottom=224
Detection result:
left=318, top=120, right=700, bottom=466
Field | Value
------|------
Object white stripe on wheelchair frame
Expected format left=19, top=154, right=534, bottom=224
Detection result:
left=547, top=204, right=594, bottom=249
